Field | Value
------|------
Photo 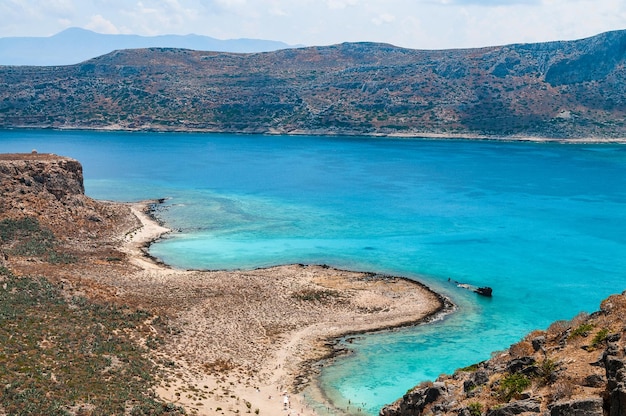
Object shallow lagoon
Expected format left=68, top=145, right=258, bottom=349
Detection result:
left=2, top=130, right=626, bottom=414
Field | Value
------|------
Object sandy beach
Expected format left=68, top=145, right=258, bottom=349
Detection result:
left=118, top=202, right=449, bottom=415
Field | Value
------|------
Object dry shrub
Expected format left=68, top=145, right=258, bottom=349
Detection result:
left=509, top=340, right=534, bottom=358
left=524, top=329, right=545, bottom=342
left=203, top=358, right=236, bottom=374
left=550, top=379, right=575, bottom=402
left=600, top=293, right=626, bottom=314
left=569, top=312, right=590, bottom=327
left=546, top=320, right=570, bottom=339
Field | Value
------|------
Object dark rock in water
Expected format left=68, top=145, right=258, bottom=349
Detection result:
left=474, top=287, right=492, bottom=297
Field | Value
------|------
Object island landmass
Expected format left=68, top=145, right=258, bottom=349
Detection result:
left=2, top=30, right=626, bottom=141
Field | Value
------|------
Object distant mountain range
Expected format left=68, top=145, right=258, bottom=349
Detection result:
left=0, top=28, right=297, bottom=66
left=1, top=29, right=626, bottom=139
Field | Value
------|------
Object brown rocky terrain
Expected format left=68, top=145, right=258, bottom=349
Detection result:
left=380, top=297, right=626, bottom=416
left=1, top=30, right=626, bottom=139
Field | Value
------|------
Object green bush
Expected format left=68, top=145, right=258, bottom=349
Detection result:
left=591, top=328, right=610, bottom=349
left=498, top=373, right=531, bottom=402
left=537, top=358, right=558, bottom=385
left=569, top=323, right=594, bottom=339
left=468, top=402, right=483, bottom=416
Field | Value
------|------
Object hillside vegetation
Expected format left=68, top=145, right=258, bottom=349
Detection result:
left=1, top=30, right=626, bottom=139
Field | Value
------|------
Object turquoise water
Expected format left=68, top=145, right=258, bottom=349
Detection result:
left=2, top=130, right=626, bottom=415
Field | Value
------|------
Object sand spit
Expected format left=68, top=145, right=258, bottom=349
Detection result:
left=119, top=201, right=449, bottom=415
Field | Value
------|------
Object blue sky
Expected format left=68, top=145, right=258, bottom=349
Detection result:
left=1, top=0, right=624, bottom=49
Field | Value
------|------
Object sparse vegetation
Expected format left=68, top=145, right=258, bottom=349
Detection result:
left=498, top=373, right=531, bottom=402
left=459, top=363, right=480, bottom=373
left=0, top=217, right=76, bottom=263
left=537, top=358, right=559, bottom=385
left=591, top=328, right=610, bottom=349
left=291, top=288, right=342, bottom=303
left=467, top=402, right=483, bottom=416
left=0, top=267, right=183, bottom=415
left=570, top=323, right=594, bottom=339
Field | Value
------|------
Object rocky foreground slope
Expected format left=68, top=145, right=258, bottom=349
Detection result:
left=1, top=30, right=626, bottom=139
left=380, top=295, right=626, bottom=416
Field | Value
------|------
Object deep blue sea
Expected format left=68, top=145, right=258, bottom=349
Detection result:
left=2, top=130, right=626, bottom=415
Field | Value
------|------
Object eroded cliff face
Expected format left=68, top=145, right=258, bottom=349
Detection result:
left=380, top=292, right=626, bottom=416
left=0, top=152, right=84, bottom=197
left=0, top=153, right=131, bottom=241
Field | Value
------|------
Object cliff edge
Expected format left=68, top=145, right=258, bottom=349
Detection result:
left=0, top=152, right=133, bottom=239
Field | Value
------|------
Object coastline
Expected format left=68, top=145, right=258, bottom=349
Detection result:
left=5, top=125, right=626, bottom=144
left=124, top=199, right=453, bottom=415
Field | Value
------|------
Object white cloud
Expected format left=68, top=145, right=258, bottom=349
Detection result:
left=326, top=0, right=359, bottom=10
left=85, top=14, right=120, bottom=34
left=372, top=12, right=395, bottom=26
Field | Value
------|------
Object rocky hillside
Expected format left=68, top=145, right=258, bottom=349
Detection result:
left=380, top=293, right=626, bottom=416
left=0, top=153, right=136, bottom=272
left=1, top=30, right=626, bottom=139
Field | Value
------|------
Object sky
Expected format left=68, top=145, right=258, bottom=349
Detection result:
left=1, top=0, right=625, bottom=50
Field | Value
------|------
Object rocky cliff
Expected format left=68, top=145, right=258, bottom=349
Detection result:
left=380, top=292, right=626, bottom=416
left=1, top=30, right=626, bottom=139
left=0, top=153, right=131, bottom=240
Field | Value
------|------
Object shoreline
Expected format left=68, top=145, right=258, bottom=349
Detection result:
left=5, top=125, right=626, bottom=144
left=124, top=199, right=454, bottom=415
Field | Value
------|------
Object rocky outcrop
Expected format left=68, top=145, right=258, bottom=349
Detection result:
left=0, top=153, right=85, bottom=199
left=1, top=30, right=626, bottom=139
left=0, top=153, right=131, bottom=240
left=380, top=292, right=626, bottom=416
left=548, top=398, right=603, bottom=416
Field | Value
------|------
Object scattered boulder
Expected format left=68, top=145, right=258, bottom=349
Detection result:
left=486, top=398, right=540, bottom=416
left=582, top=373, right=605, bottom=388
left=507, top=356, right=535, bottom=374
left=380, top=383, right=449, bottom=416
left=531, top=336, right=546, bottom=352
left=464, top=370, right=490, bottom=394
left=549, top=398, right=603, bottom=416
